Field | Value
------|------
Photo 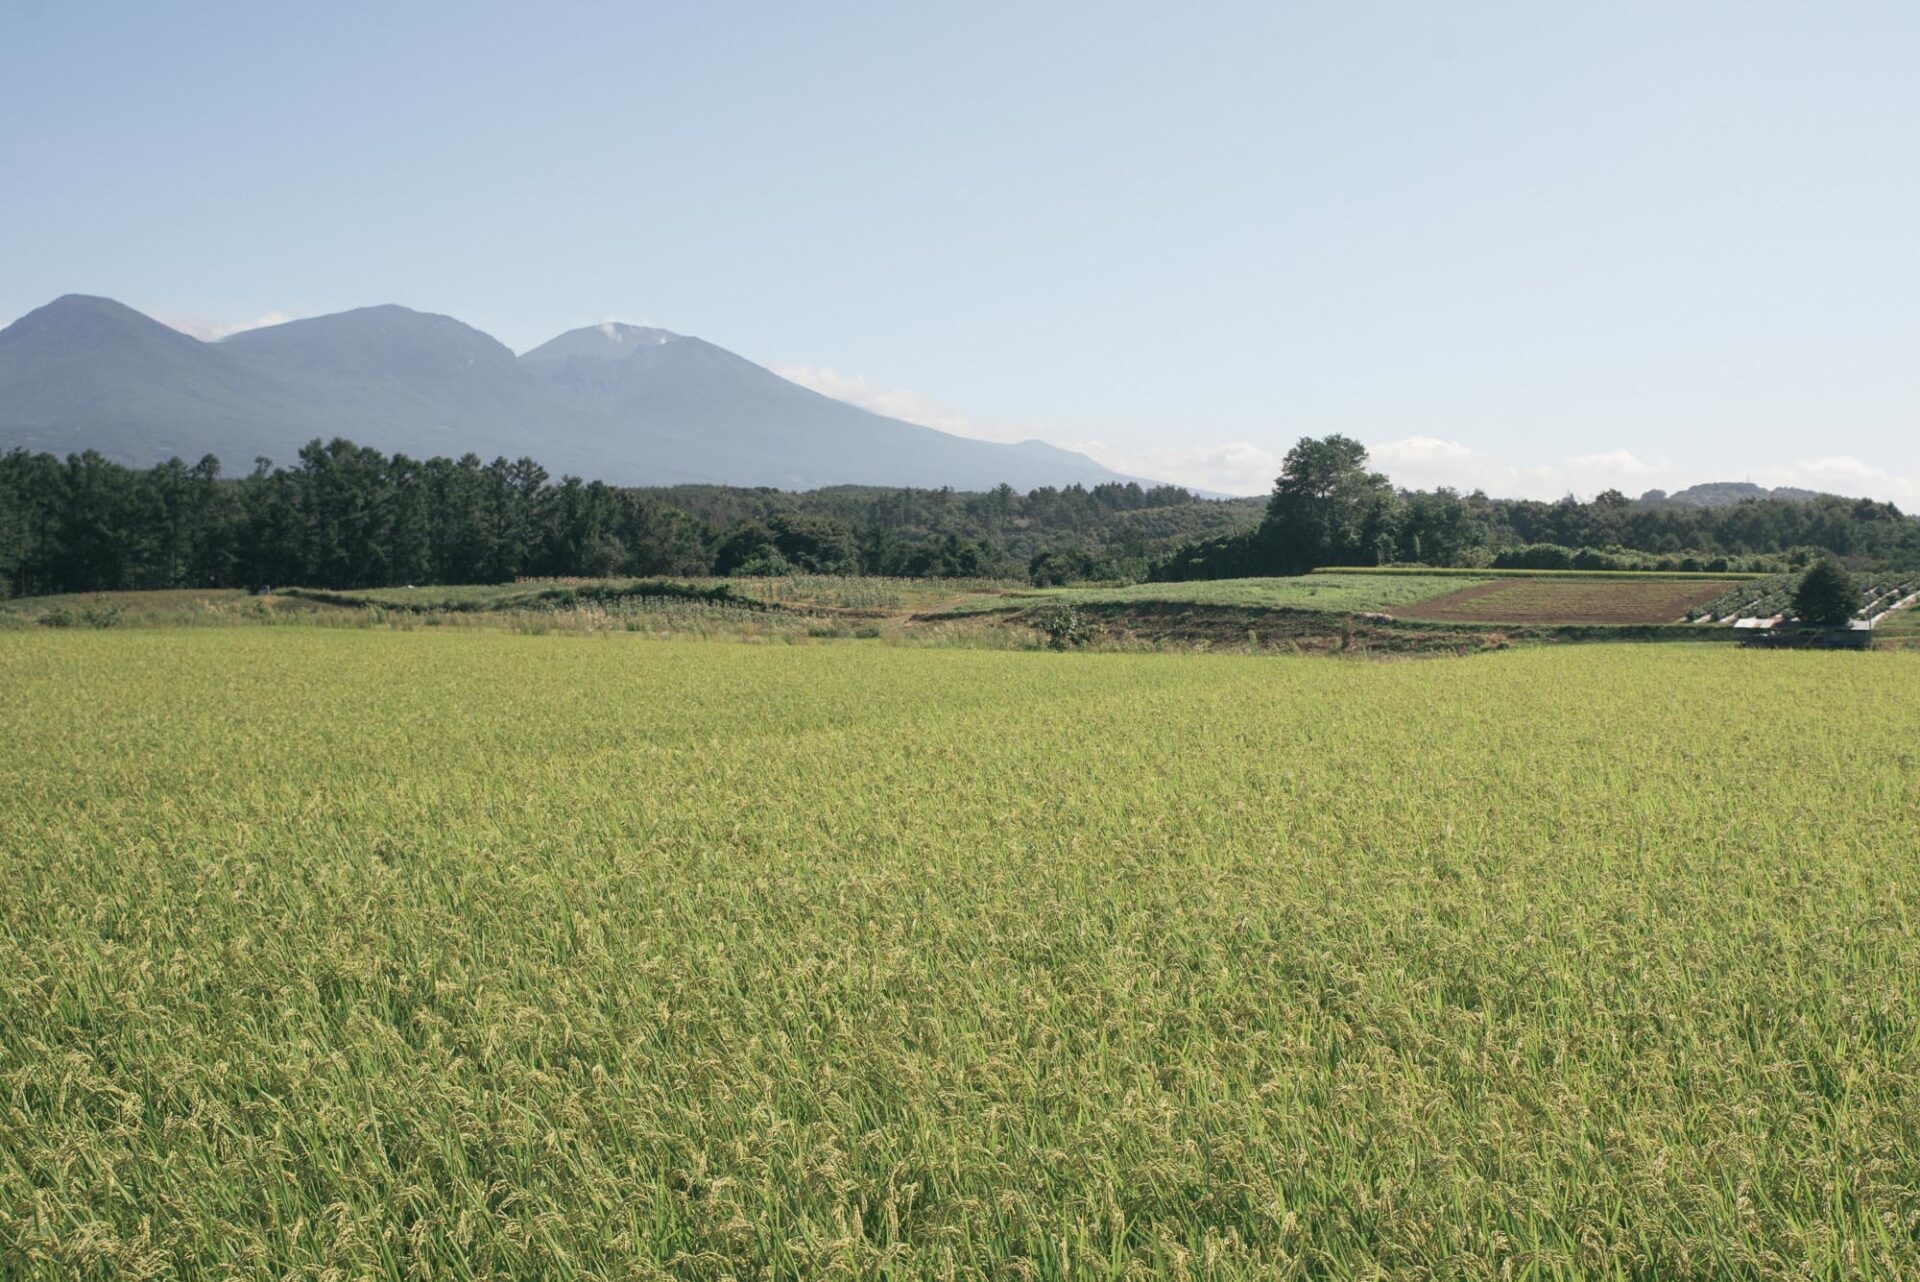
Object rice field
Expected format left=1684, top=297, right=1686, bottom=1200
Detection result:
left=4, top=631, right=1920, bottom=1279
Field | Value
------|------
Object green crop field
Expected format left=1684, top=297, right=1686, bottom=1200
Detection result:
left=946, top=573, right=1483, bottom=616
left=4, top=631, right=1920, bottom=1279
left=1878, top=601, right=1920, bottom=642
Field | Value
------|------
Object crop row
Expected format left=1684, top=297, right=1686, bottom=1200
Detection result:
left=1687, top=569, right=1920, bottom=623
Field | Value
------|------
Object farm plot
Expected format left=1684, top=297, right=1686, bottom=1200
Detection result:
left=1398, top=576, right=1740, bottom=624
left=943, top=572, right=1484, bottom=616
left=1689, top=569, right=1920, bottom=623
left=1876, top=599, right=1920, bottom=641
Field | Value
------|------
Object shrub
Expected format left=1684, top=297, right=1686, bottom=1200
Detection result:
left=1032, top=601, right=1091, bottom=650
left=732, top=552, right=798, bottom=577
left=36, top=604, right=123, bottom=629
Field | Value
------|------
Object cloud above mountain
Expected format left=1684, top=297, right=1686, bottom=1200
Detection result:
left=157, top=310, right=297, bottom=342
left=774, top=365, right=1024, bottom=442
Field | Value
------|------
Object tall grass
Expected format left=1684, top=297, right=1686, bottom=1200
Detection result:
left=2, top=633, right=1918, bottom=1278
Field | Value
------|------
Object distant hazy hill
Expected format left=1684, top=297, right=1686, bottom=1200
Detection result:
left=1637, top=482, right=1826, bottom=509
left=0, top=296, right=1140, bottom=491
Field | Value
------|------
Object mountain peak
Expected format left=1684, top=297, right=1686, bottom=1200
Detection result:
left=220, top=305, right=519, bottom=372
left=10, top=293, right=165, bottom=330
left=520, top=322, right=683, bottom=364
left=225, top=303, right=490, bottom=341
left=596, top=321, right=680, bottom=345
left=42, top=292, right=137, bottom=315
left=0, top=293, right=207, bottom=355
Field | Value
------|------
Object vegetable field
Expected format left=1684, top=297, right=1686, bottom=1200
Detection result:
left=4, top=632, right=1920, bottom=1279
left=1396, top=576, right=1741, bottom=624
left=1880, top=600, right=1920, bottom=634
left=1690, top=570, right=1920, bottom=624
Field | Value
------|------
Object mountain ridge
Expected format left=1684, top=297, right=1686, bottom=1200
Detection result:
left=0, top=295, right=1142, bottom=491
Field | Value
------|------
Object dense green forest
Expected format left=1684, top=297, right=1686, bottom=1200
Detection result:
left=0, top=440, right=1253, bottom=596
left=3, top=435, right=1916, bottom=597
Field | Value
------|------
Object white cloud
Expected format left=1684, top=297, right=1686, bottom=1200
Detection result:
left=1367, top=437, right=1676, bottom=501
left=1364, top=435, right=1491, bottom=493
left=777, top=364, right=1289, bottom=492
left=775, top=365, right=1039, bottom=443
left=1037, top=436, right=1685, bottom=500
left=773, top=362, right=1920, bottom=507
left=1061, top=440, right=1285, bottom=495
left=158, top=311, right=294, bottom=342
left=778, top=365, right=1285, bottom=492
left=1749, top=456, right=1920, bottom=512
left=1361, top=439, right=1920, bottom=509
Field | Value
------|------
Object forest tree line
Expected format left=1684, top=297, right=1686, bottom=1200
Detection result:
left=4, top=435, right=1917, bottom=598
left=1152, top=436, right=1920, bottom=581
left=0, top=440, right=1236, bottom=596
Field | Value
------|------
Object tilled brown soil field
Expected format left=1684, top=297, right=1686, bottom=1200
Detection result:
left=1398, top=578, right=1741, bottom=624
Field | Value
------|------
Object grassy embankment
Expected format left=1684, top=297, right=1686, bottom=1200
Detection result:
left=0, top=568, right=1799, bottom=650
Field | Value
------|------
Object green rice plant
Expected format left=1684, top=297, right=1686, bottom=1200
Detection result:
left=2, top=633, right=1919, bottom=1279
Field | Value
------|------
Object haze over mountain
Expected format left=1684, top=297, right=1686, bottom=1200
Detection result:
left=0, top=296, right=1141, bottom=491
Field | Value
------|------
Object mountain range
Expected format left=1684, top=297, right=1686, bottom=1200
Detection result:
left=0, top=295, right=1139, bottom=491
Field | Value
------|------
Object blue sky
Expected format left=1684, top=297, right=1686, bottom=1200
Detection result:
left=4, top=1, right=1919, bottom=502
